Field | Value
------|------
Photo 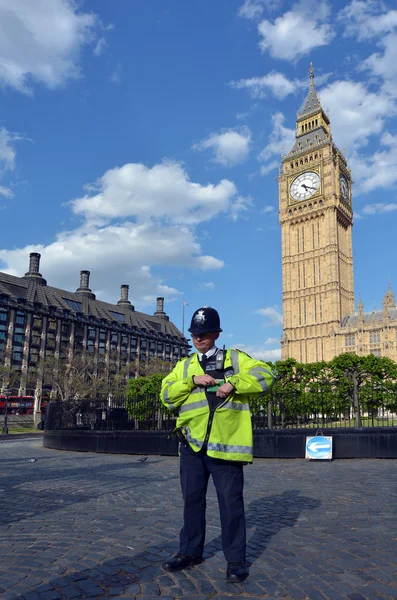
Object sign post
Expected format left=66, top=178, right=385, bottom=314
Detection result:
left=305, top=433, right=332, bottom=460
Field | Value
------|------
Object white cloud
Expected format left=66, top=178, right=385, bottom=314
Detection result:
left=239, top=0, right=281, bottom=20
left=345, top=132, right=397, bottom=194
left=340, top=1, right=397, bottom=41
left=362, top=203, right=397, bottom=215
left=254, top=306, right=283, bottom=327
left=0, top=223, right=222, bottom=307
left=339, top=2, right=397, bottom=96
left=110, top=63, right=123, bottom=85
left=0, top=161, right=239, bottom=305
left=0, top=185, right=13, bottom=198
left=319, top=80, right=395, bottom=150
left=0, top=127, right=19, bottom=172
left=0, top=0, right=100, bottom=93
left=0, top=127, right=24, bottom=198
left=93, top=37, right=107, bottom=57
left=362, top=33, right=397, bottom=97
left=195, top=255, right=224, bottom=270
left=230, top=195, right=253, bottom=221
left=201, top=282, right=215, bottom=290
left=231, top=71, right=301, bottom=100
left=72, top=161, right=238, bottom=225
left=258, top=112, right=295, bottom=174
left=233, top=342, right=281, bottom=362
left=261, top=205, right=275, bottom=214
left=257, top=0, right=334, bottom=61
left=193, top=128, right=251, bottom=167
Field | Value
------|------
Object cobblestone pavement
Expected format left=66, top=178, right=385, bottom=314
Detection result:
left=1, top=437, right=397, bottom=600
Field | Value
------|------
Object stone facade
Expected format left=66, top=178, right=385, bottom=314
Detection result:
left=279, top=65, right=397, bottom=363
left=0, top=253, right=189, bottom=399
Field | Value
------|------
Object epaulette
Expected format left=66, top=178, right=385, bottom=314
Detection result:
left=233, top=348, right=252, bottom=358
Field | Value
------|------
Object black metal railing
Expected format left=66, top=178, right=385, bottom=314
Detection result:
left=45, top=385, right=397, bottom=431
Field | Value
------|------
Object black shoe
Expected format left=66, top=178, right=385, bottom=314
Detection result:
left=226, top=561, right=248, bottom=583
left=162, top=553, right=203, bottom=572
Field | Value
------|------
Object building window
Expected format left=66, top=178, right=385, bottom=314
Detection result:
left=29, top=348, right=39, bottom=366
left=147, top=320, right=162, bottom=332
left=15, top=311, right=25, bottom=325
left=0, top=310, right=8, bottom=322
left=48, top=319, right=57, bottom=332
left=32, top=316, right=42, bottom=330
left=12, top=350, right=23, bottom=363
left=371, top=348, right=381, bottom=357
left=61, top=322, right=71, bottom=336
left=345, top=335, right=355, bottom=347
left=149, top=340, right=155, bottom=358
left=109, top=311, right=124, bottom=323
left=370, top=332, right=381, bottom=344
left=63, top=298, right=82, bottom=312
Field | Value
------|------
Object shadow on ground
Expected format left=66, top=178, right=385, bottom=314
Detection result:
left=4, top=489, right=319, bottom=599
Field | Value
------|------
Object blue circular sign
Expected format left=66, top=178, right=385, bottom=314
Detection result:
left=306, top=436, right=332, bottom=459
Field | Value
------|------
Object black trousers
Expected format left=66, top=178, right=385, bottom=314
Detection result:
left=179, top=443, right=246, bottom=563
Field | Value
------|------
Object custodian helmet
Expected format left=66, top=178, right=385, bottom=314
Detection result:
left=188, top=306, right=222, bottom=335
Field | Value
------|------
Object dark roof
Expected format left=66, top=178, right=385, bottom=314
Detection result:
left=0, top=270, right=184, bottom=339
left=297, top=74, right=322, bottom=120
left=341, top=308, right=397, bottom=328
left=287, top=128, right=328, bottom=157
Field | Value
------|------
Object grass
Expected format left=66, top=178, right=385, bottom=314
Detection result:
left=7, top=427, right=42, bottom=434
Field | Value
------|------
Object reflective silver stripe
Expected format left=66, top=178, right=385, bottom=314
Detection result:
left=219, top=401, right=250, bottom=411
left=190, top=386, right=203, bottom=395
left=163, top=381, right=176, bottom=409
left=179, top=399, right=208, bottom=414
left=183, top=355, right=194, bottom=379
left=185, top=428, right=203, bottom=448
left=248, top=367, right=271, bottom=392
left=230, top=350, right=240, bottom=375
left=207, top=442, right=252, bottom=454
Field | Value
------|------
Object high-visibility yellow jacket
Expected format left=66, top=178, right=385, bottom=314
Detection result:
left=160, top=349, right=274, bottom=463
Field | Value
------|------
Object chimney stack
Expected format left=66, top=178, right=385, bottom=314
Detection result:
left=117, top=284, right=134, bottom=309
left=24, top=252, right=47, bottom=285
left=76, top=270, right=96, bottom=299
left=154, top=296, right=169, bottom=321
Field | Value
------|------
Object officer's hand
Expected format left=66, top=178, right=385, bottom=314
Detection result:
left=193, top=374, right=217, bottom=387
left=216, top=382, right=234, bottom=398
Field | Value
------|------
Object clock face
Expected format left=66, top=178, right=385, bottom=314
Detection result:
left=339, top=174, right=349, bottom=202
left=290, top=171, right=320, bottom=201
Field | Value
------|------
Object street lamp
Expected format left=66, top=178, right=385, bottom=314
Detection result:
left=2, top=387, right=10, bottom=435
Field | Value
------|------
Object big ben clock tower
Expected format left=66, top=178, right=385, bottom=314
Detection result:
left=279, top=64, right=354, bottom=363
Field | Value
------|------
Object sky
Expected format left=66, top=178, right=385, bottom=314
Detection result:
left=0, top=0, right=397, bottom=362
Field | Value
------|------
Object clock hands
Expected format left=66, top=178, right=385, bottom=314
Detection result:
left=301, top=184, right=317, bottom=191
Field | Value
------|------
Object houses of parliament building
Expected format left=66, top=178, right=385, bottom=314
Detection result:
left=279, top=64, right=397, bottom=364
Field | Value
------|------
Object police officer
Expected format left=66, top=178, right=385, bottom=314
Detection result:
left=160, top=306, right=274, bottom=583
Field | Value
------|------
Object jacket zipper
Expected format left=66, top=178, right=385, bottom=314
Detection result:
left=202, top=397, right=229, bottom=451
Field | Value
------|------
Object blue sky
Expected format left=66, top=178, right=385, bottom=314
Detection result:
left=0, top=0, right=397, bottom=361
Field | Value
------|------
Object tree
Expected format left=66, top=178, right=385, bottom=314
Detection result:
left=0, top=364, right=20, bottom=393
left=40, top=353, right=129, bottom=402
left=329, top=354, right=397, bottom=428
left=137, top=357, right=173, bottom=377
left=126, top=373, right=165, bottom=428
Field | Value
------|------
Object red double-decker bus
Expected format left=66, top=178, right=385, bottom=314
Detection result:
left=0, top=396, right=48, bottom=415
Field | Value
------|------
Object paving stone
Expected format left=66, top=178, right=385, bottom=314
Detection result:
left=2, top=438, right=397, bottom=600
left=60, top=586, right=82, bottom=599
